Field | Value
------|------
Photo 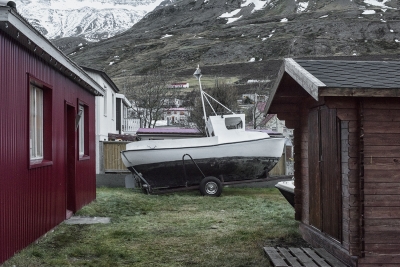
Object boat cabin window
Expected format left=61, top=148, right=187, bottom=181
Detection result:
left=225, top=117, right=243, bottom=130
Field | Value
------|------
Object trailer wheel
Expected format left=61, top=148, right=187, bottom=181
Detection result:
left=200, top=177, right=222, bottom=197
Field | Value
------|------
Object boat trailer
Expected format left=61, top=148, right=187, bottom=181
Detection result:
left=131, top=153, right=272, bottom=197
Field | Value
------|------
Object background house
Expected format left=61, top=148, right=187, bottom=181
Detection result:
left=266, top=58, right=400, bottom=267
left=163, top=97, right=184, bottom=107
left=164, top=107, right=190, bottom=126
left=81, top=66, right=134, bottom=174
left=0, top=4, right=104, bottom=263
left=116, top=93, right=134, bottom=134
left=166, top=82, right=189, bottom=89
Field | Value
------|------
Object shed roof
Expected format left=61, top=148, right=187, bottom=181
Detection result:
left=295, top=60, right=400, bottom=89
left=265, top=58, right=400, bottom=112
left=0, top=6, right=104, bottom=96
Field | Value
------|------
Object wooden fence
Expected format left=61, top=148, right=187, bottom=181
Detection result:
left=102, top=141, right=287, bottom=175
left=269, top=155, right=286, bottom=176
left=103, top=141, right=130, bottom=173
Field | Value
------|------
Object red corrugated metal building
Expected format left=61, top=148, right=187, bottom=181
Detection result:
left=0, top=3, right=104, bottom=263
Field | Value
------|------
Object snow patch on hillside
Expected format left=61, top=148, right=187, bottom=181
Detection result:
left=363, top=0, right=392, bottom=8
left=220, top=9, right=241, bottom=18
left=362, top=10, right=376, bottom=14
left=219, top=0, right=272, bottom=23
left=297, top=1, right=308, bottom=13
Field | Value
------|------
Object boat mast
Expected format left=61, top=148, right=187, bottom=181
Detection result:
left=193, top=66, right=207, bottom=127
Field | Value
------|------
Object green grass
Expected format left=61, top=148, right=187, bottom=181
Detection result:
left=2, top=187, right=302, bottom=267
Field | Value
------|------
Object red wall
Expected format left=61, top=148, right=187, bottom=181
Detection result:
left=0, top=32, right=97, bottom=263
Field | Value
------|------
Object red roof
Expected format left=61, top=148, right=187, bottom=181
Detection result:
left=137, top=127, right=200, bottom=135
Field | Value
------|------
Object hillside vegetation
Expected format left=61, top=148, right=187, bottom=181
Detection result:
left=64, top=0, right=400, bottom=89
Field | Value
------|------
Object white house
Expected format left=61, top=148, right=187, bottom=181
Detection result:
left=166, top=82, right=189, bottom=89
left=164, top=98, right=184, bottom=107
left=241, top=93, right=267, bottom=103
left=81, top=66, right=133, bottom=174
left=164, top=107, right=190, bottom=126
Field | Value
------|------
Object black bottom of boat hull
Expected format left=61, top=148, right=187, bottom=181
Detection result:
left=128, top=156, right=280, bottom=189
left=277, top=188, right=295, bottom=207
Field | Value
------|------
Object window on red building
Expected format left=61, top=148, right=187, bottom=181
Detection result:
left=77, top=102, right=89, bottom=159
left=29, top=77, right=52, bottom=167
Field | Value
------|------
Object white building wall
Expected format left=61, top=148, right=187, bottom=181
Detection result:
left=116, top=93, right=133, bottom=134
left=164, top=108, right=190, bottom=125
left=85, top=70, right=118, bottom=174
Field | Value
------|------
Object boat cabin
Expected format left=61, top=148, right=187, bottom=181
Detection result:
left=265, top=58, right=400, bottom=267
left=206, top=114, right=245, bottom=137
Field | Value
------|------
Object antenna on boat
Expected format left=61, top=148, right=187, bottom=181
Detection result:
left=193, top=65, right=208, bottom=127
left=193, top=65, right=236, bottom=118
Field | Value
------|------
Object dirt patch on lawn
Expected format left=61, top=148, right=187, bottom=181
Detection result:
left=263, top=236, right=314, bottom=249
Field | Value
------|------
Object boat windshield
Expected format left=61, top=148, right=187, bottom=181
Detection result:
left=225, top=117, right=243, bottom=130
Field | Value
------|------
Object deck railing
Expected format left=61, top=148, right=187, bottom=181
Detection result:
left=123, top=118, right=140, bottom=134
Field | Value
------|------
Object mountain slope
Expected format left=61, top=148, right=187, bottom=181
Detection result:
left=15, top=0, right=163, bottom=41
left=67, top=0, right=400, bottom=88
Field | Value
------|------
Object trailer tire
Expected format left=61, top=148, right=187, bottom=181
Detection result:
left=200, top=177, right=222, bottom=197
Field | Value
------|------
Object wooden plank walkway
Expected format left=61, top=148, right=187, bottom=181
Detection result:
left=264, top=247, right=348, bottom=267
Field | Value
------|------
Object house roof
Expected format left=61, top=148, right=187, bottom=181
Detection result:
left=166, top=107, right=188, bottom=111
left=265, top=58, right=400, bottom=112
left=116, top=93, right=132, bottom=108
left=245, top=128, right=282, bottom=136
left=0, top=5, right=104, bottom=96
left=81, top=66, right=120, bottom=93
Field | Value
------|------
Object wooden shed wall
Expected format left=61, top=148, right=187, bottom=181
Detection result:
left=357, top=98, right=400, bottom=267
left=0, top=30, right=96, bottom=263
left=290, top=96, right=400, bottom=267
left=269, top=63, right=400, bottom=267
left=271, top=96, right=360, bottom=267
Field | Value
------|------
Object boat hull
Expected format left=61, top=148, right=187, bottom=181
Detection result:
left=275, top=180, right=295, bottom=207
left=127, top=156, right=280, bottom=189
left=121, top=137, right=285, bottom=190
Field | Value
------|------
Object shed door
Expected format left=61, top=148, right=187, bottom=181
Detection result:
left=308, top=106, right=342, bottom=241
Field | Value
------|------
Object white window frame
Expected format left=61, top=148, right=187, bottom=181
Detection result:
left=103, top=85, right=107, bottom=116
left=112, top=93, right=115, bottom=120
left=78, top=105, right=85, bottom=157
left=30, top=85, right=43, bottom=160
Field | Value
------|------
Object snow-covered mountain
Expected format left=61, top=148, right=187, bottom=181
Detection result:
left=14, top=0, right=164, bottom=41
left=66, top=0, right=399, bottom=88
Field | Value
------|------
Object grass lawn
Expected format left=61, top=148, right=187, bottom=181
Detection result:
left=2, top=187, right=304, bottom=267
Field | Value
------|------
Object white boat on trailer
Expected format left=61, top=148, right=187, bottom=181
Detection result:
left=121, top=67, right=286, bottom=196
